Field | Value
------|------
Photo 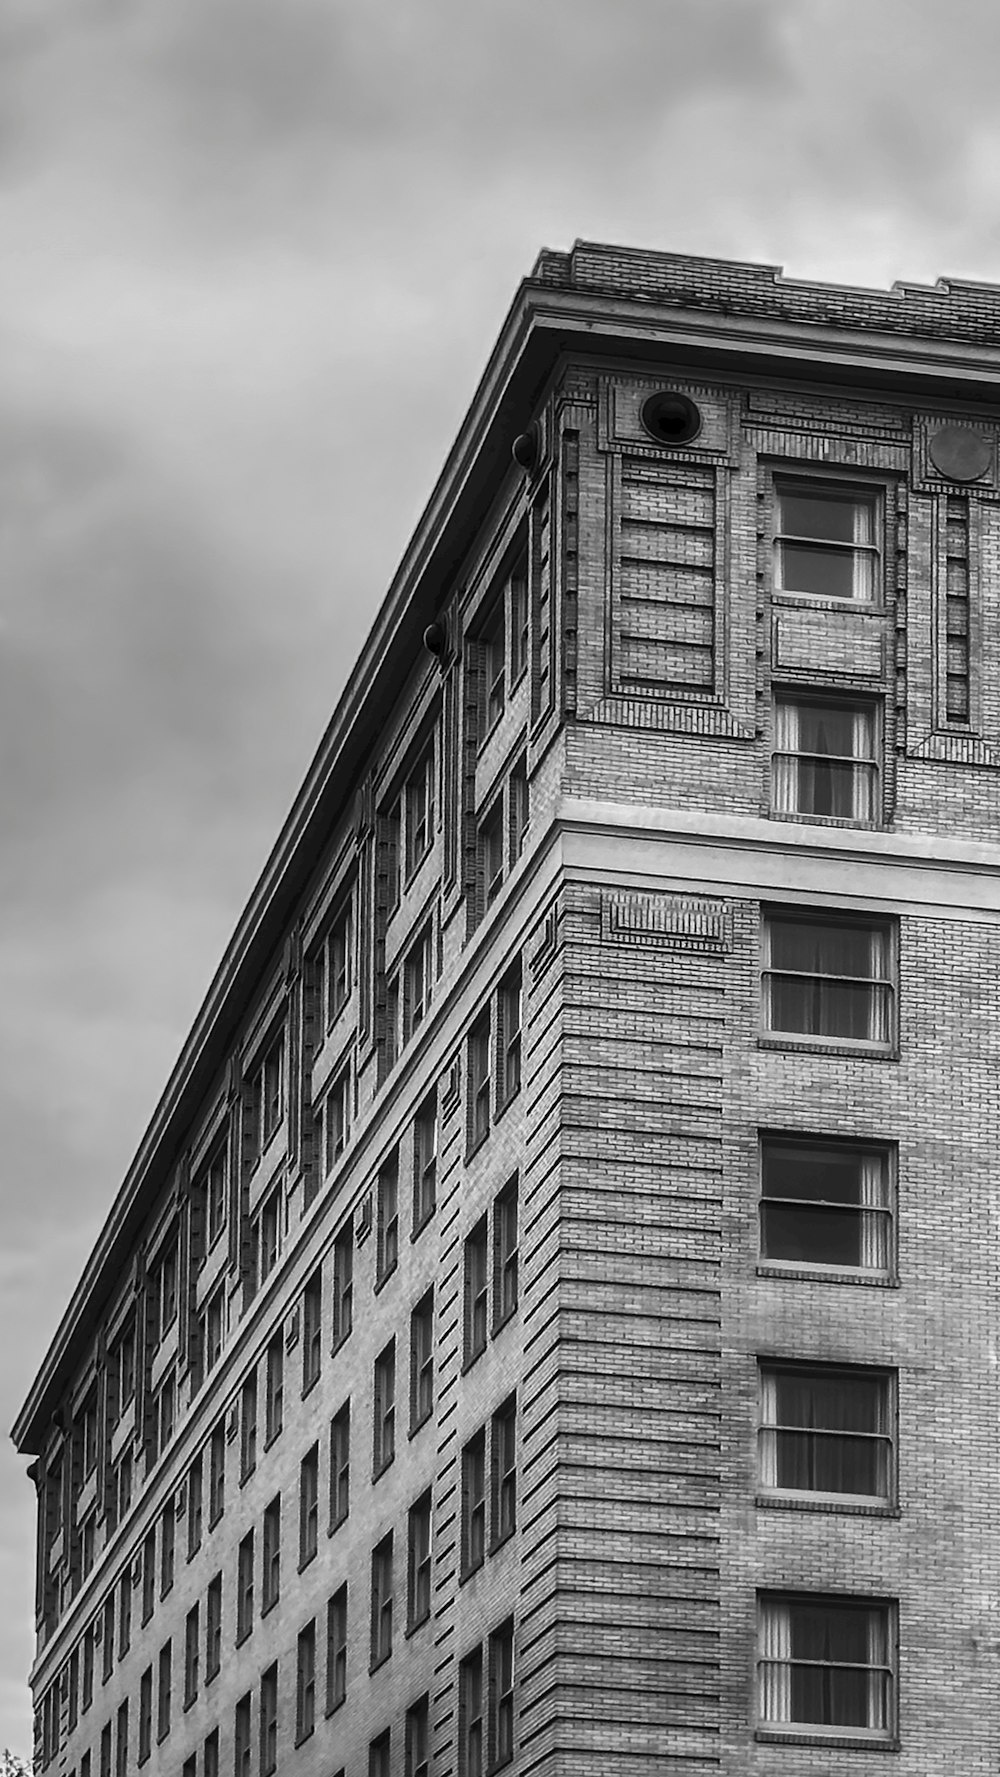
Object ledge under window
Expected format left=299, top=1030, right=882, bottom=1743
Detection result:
left=756, top=1728, right=899, bottom=1752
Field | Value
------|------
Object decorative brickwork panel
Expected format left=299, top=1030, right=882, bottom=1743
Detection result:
left=612, top=456, right=716, bottom=695
left=603, top=893, right=733, bottom=953
left=773, top=610, right=884, bottom=678
left=942, top=495, right=971, bottom=723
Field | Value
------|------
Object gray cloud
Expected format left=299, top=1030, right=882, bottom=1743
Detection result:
left=4, top=0, right=1000, bottom=1755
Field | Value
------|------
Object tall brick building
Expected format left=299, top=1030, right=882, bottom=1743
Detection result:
left=14, top=241, right=1000, bottom=1777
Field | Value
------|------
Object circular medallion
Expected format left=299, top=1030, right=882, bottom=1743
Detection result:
left=928, top=425, right=993, bottom=482
left=640, top=391, right=703, bottom=446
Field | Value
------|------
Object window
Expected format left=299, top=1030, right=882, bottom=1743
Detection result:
left=326, top=1584, right=348, bottom=1713
left=99, top=1721, right=112, bottom=1777
left=761, top=911, right=894, bottom=1048
left=461, top=1430, right=486, bottom=1575
left=299, top=1445, right=319, bottom=1567
left=332, top=1219, right=353, bottom=1346
left=760, top=1136, right=892, bottom=1272
left=491, top=1397, right=517, bottom=1546
left=405, top=745, right=435, bottom=877
left=759, top=1364, right=893, bottom=1502
left=200, top=1143, right=228, bottom=1250
left=183, top=1759, right=196, bottom=1777
left=117, top=1570, right=130, bottom=1658
left=369, top=1731, right=391, bottom=1777
left=510, top=755, right=529, bottom=861
left=205, top=1573, right=222, bottom=1681
left=82, top=1624, right=95, bottom=1711
left=81, top=1754, right=92, bottom=1777
left=115, top=1700, right=128, bottom=1777
left=497, top=963, right=522, bottom=1110
left=384, top=799, right=402, bottom=912
left=259, top=1188, right=280, bottom=1283
left=156, top=1639, right=171, bottom=1742
left=488, top=1619, right=515, bottom=1769
left=80, top=1510, right=96, bottom=1580
left=410, top=1291, right=434, bottom=1432
left=373, top=1340, right=396, bottom=1477
left=149, top=1244, right=177, bottom=1349
left=493, top=1177, right=518, bottom=1327
left=240, top=1370, right=257, bottom=1479
left=376, top=1153, right=399, bottom=1283
left=141, top=1530, right=155, bottom=1625
left=319, top=1064, right=352, bottom=1179
left=184, top=1604, right=199, bottom=1708
left=775, top=482, right=880, bottom=602
left=479, top=801, right=504, bottom=907
left=296, top=1620, right=316, bottom=1744
left=481, top=602, right=505, bottom=732
left=203, top=1727, right=219, bottom=1777
left=370, top=1534, right=393, bottom=1668
left=468, top=1013, right=491, bottom=1148
left=209, top=1421, right=225, bottom=1525
left=187, top=1453, right=203, bottom=1558
left=772, top=695, right=879, bottom=822
left=319, top=898, right=353, bottom=1028
left=405, top=1695, right=430, bottom=1777
left=757, top=1594, right=894, bottom=1736
left=138, top=1669, right=152, bottom=1764
left=509, top=562, right=528, bottom=684
left=201, top=1285, right=224, bottom=1376
left=403, top=924, right=434, bottom=1042
left=407, top=1492, right=432, bottom=1631
left=464, top=1217, right=488, bottom=1364
left=265, top=1332, right=283, bottom=1444
left=459, top=1646, right=484, bottom=1777
left=302, top=1269, right=322, bottom=1392
left=108, top=1323, right=135, bottom=1425
left=159, top=1498, right=175, bottom=1598
left=413, top=1090, right=437, bottom=1229
left=234, top=1693, right=252, bottom=1777
left=68, top=1647, right=79, bottom=1732
left=259, top=1663, right=278, bottom=1776
left=329, top=1401, right=350, bottom=1531
left=383, top=972, right=400, bottom=1070
left=154, top=1370, right=176, bottom=1462
left=262, top=1495, right=281, bottom=1611
left=236, top=1531, right=254, bottom=1642
left=249, top=1029, right=284, bottom=1160
left=102, top=1594, right=115, bottom=1682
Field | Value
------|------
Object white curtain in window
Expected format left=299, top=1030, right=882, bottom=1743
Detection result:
left=759, top=1602, right=792, bottom=1722
left=851, top=497, right=877, bottom=601
left=759, top=1372, right=778, bottom=1487
left=771, top=701, right=799, bottom=815
left=860, top=1152, right=888, bottom=1269
left=867, top=1610, right=889, bottom=1729
left=865, top=927, right=891, bottom=1044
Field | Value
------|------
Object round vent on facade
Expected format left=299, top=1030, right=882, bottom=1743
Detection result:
left=928, top=425, right=993, bottom=483
left=640, top=391, right=703, bottom=446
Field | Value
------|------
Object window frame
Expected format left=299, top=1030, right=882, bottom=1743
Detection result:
left=760, top=907, right=897, bottom=1055
left=756, top=1591, right=897, bottom=1742
left=757, top=1361, right=895, bottom=1507
left=412, top=1090, right=437, bottom=1232
left=329, top=1400, right=350, bottom=1532
left=262, top=1493, right=281, bottom=1613
left=299, top=1444, right=320, bottom=1569
left=373, top=1339, right=396, bottom=1479
left=490, top=1396, right=517, bottom=1549
left=326, top=1583, right=348, bottom=1714
left=407, top=1491, right=432, bottom=1632
left=370, top=1532, right=394, bottom=1671
left=759, top=1132, right=895, bottom=1278
left=409, top=1290, right=434, bottom=1434
left=772, top=476, right=884, bottom=607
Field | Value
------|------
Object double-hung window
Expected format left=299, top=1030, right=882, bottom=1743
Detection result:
left=370, top=1534, right=394, bottom=1669
left=412, top=1091, right=437, bottom=1230
left=771, top=696, right=879, bottom=823
left=320, top=1065, right=352, bottom=1180
left=775, top=483, right=881, bottom=602
left=410, top=1292, right=434, bottom=1433
left=757, top=1594, right=894, bottom=1738
left=405, top=746, right=435, bottom=878
left=403, top=926, right=433, bottom=1043
left=758, top=1364, right=893, bottom=1502
left=760, top=1136, right=892, bottom=1273
left=762, top=911, right=894, bottom=1049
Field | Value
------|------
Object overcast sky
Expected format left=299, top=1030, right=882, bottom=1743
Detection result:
left=4, top=0, right=1000, bottom=1752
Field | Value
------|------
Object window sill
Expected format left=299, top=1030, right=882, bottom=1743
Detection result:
left=369, top=1653, right=392, bottom=1676
left=325, top=1697, right=346, bottom=1720
left=208, top=1509, right=223, bottom=1531
left=372, top=1456, right=394, bottom=1484
left=492, top=1307, right=517, bottom=1338
left=756, top=1262, right=898, bottom=1288
left=235, top=1628, right=252, bottom=1649
left=298, top=1551, right=317, bottom=1574
left=462, top=1346, right=487, bottom=1376
left=261, top=1596, right=278, bottom=1619
left=466, top=1131, right=490, bottom=1163
left=756, top=1728, right=898, bottom=1751
left=263, top=1429, right=282, bottom=1453
left=239, top=1467, right=256, bottom=1489
left=757, top=1033, right=897, bottom=1061
left=770, top=592, right=885, bottom=614
left=301, top=1372, right=320, bottom=1401
left=205, top=1666, right=220, bottom=1687
left=373, top=1264, right=397, bottom=1296
left=756, top=1492, right=899, bottom=1517
left=489, top=1529, right=515, bottom=1555
left=459, top=1560, right=485, bottom=1586
left=327, top=1516, right=348, bottom=1538
left=404, top=1613, right=431, bottom=1641
left=765, top=810, right=883, bottom=831
left=411, top=1207, right=436, bottom=1242
left=294, top=1727, right=315, bottom=1748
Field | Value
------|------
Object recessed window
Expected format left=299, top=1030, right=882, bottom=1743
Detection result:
left=775, top=482, right=881, bottom=602
left=771, top=696, right=879, bottom=822
left=326, top=1583, right=347, bottom=1713
left=760, top=1136, right=892, bottom=1272
left=759, top=1364, right=893, bottom=1501
left=409, top=1291, right=434, bottom=1433
left=405, top=746, right=436, bottom=878
left=403, top=926, right=434, bottom=1043
left=758, top=1594, right=894, bottom=1737
left=761, top=911, right=895, bottom=1049
left=370, top=1533, right=394, bottom=1669
left=373, top=1340, right=396, bottom=1478
left=376, top=1153, right=399, bottom=1285
left=407, top=1493, right=432, bottom=1631
left=318, top=1063, right=352, bottom=1181
left=249, top=1031, right=284, bottom=1161
left=412, top=1091, right=437, bottom=1231
left=262, top=1494, right=281, bottom=1610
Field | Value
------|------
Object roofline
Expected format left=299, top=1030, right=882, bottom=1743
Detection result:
left=16, top=242, right=1000, bottom=1451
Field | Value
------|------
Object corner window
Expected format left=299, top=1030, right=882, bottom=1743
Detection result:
left=761, top=911, right=895, bottom=1049
left=760, top=1136, right=892, bottom=1273
left=771, top=696, right=879, bottom=823
left=758, top=1594, right=894, bottom=1737
left=775, top=482, right=881, bottom=602
left=758, top=1364, right=893, bottom=1502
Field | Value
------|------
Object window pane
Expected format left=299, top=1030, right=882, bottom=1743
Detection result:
left=779, top=490, right=875, bottom=546
left=761, top=1142, right=889, bottom=1269
left=768, top=920, right=881, bottom=979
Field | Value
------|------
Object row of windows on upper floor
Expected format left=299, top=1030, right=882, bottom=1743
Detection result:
left=41, top=1171, right=521, bottom=1758
left=40, top=965, right=523, bottom=1611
